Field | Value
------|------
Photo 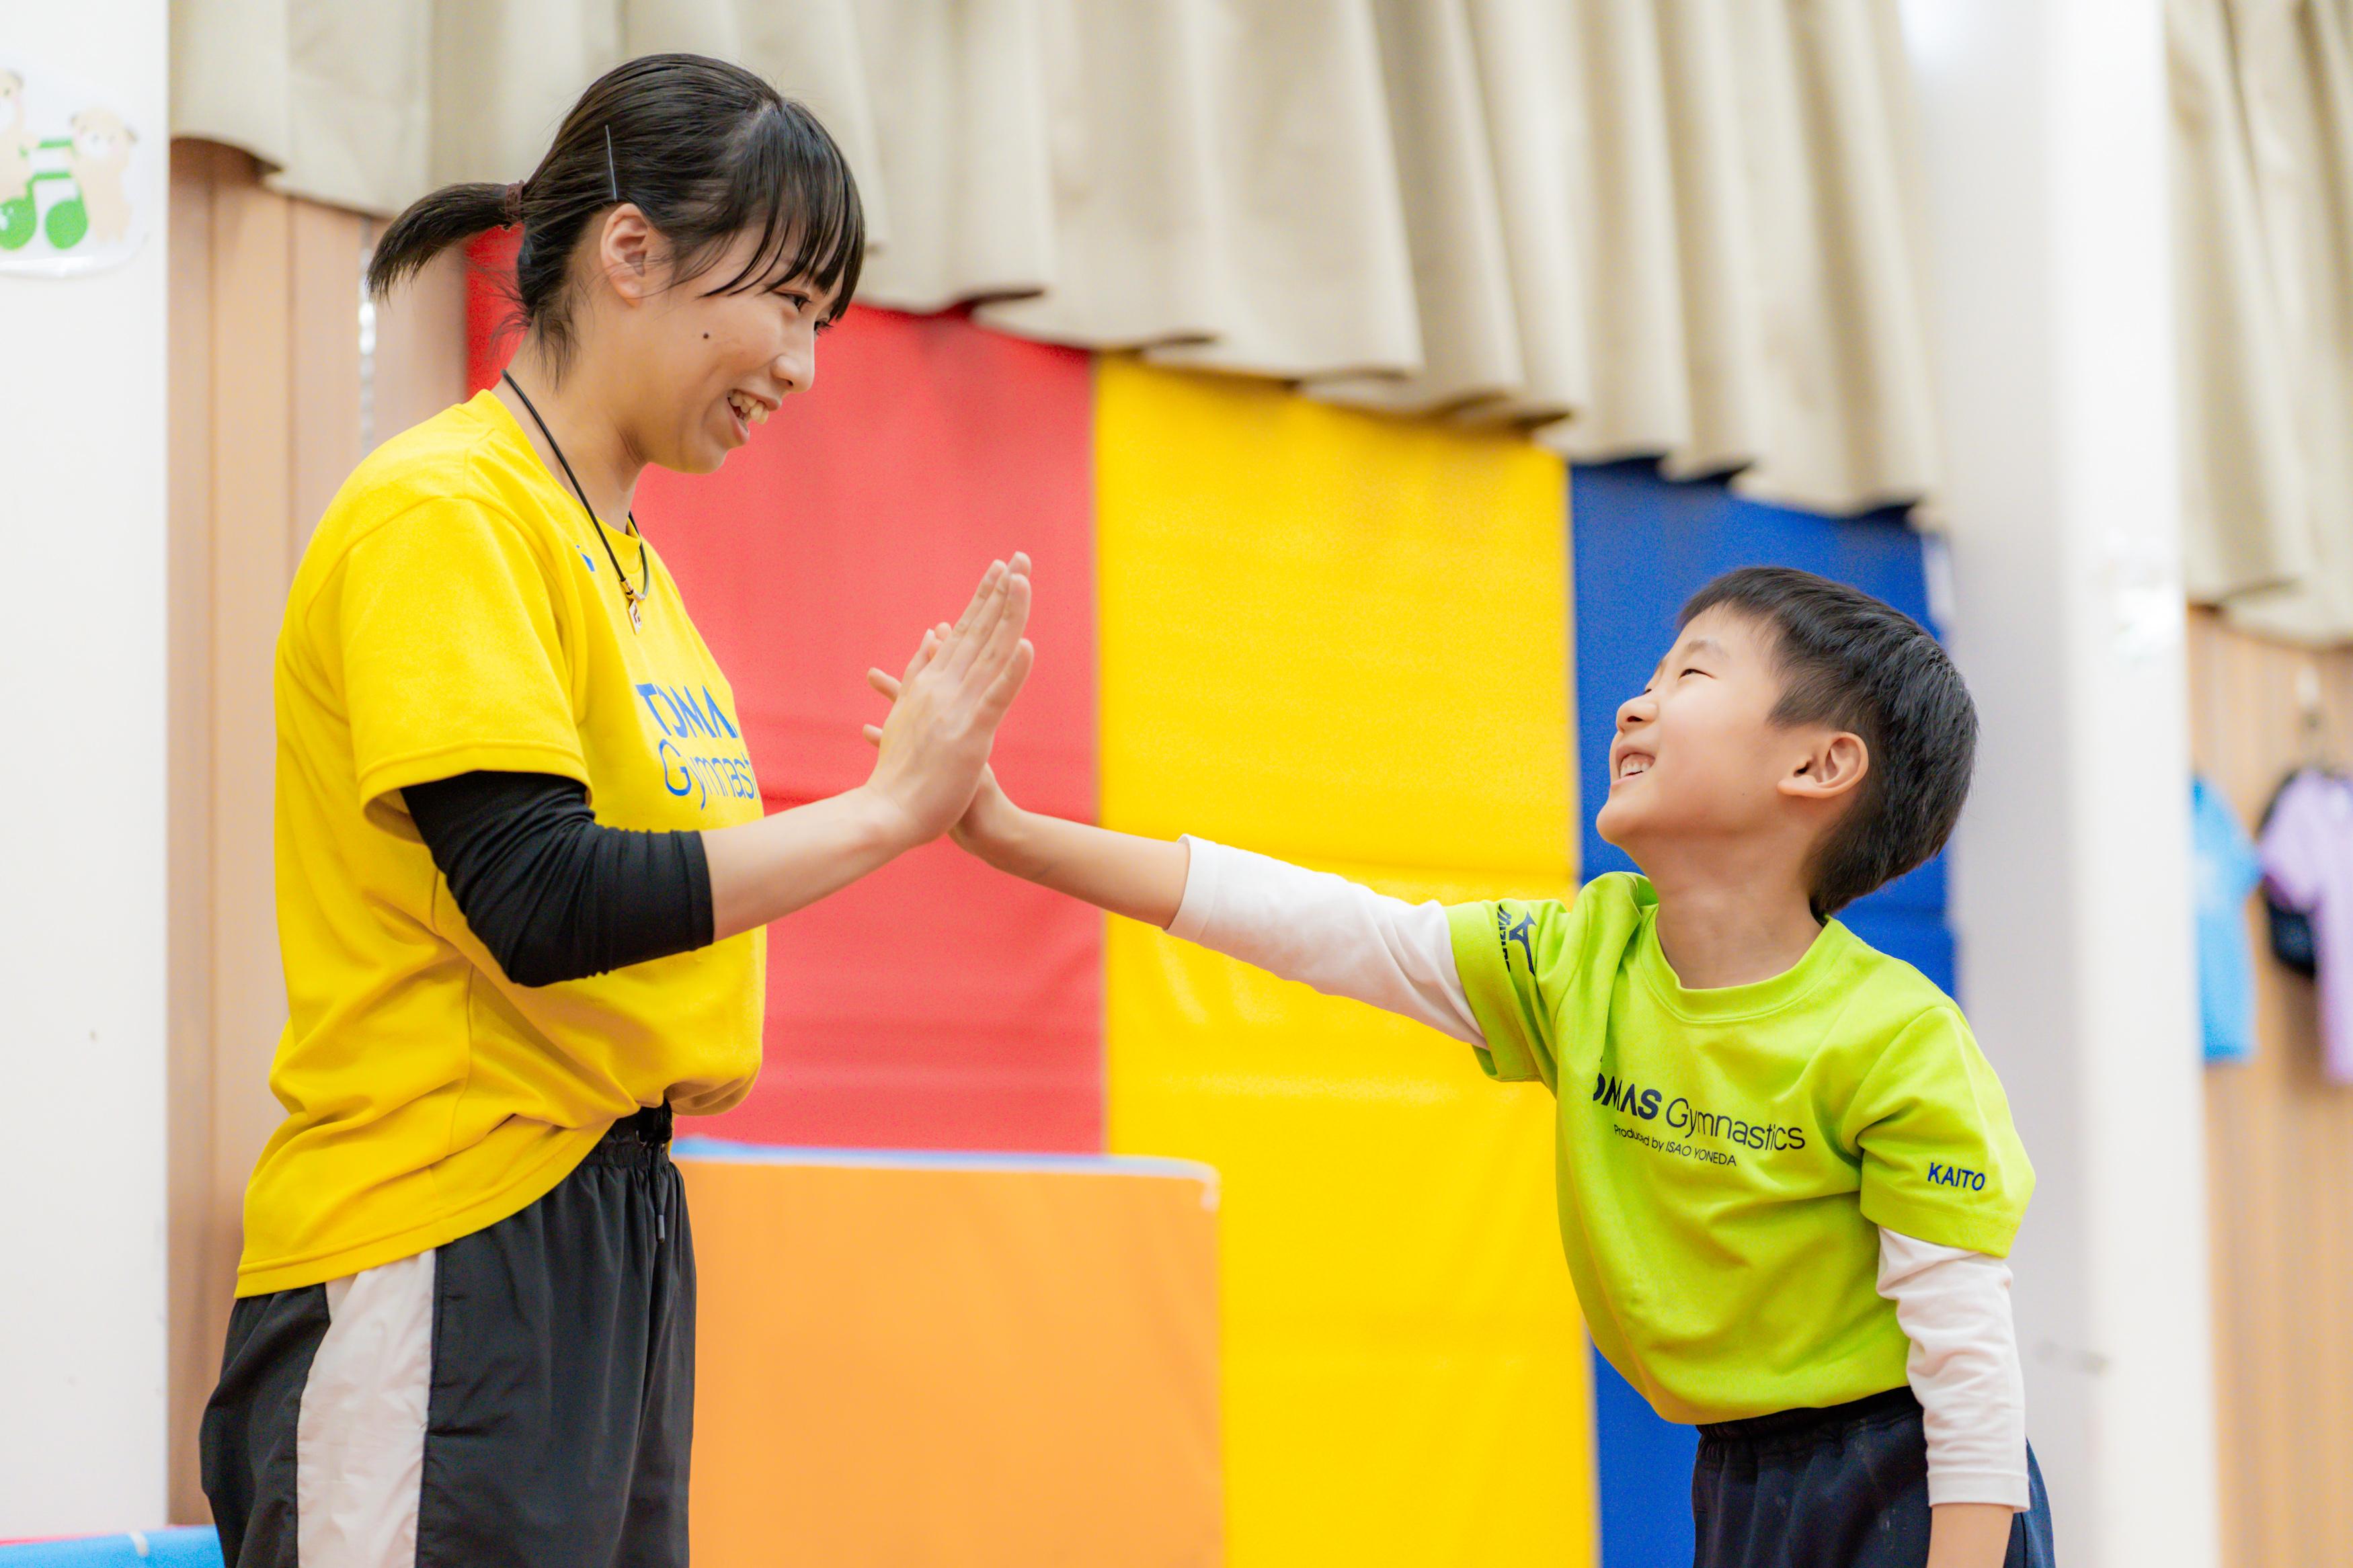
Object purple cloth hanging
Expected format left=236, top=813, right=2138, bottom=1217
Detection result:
left=2258, top=769, right=2353, bottom=1083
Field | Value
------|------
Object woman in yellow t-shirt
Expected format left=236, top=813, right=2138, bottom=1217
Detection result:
left=198, top=55, right=1034, bottom=1568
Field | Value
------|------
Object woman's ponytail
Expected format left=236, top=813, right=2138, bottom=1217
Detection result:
left=366, top=181, right=513, bottom=300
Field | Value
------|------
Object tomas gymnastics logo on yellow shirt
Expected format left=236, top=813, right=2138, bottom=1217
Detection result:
left=632, top=680, right=758, bottom=810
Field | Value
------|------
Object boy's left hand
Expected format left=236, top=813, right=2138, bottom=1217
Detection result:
left=1925, top=1503, right=2014, bottom=1568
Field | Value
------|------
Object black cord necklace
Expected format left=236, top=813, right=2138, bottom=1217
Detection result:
left=502, top=370, right=649, bottom=630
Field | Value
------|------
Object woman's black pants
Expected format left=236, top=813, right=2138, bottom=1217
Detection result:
left=200, top=1107, right=692, bottom=1567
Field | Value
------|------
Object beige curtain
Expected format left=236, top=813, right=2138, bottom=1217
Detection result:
left=2172, top=0, right=2353, bottom=643
left=173, top=0, right=1942, bottom=515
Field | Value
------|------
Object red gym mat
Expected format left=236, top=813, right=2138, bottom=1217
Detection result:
left=468, top=247, right=1103, bottom=1151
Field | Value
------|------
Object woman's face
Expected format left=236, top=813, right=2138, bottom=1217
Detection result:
left=604, top=217, right=838, bottom=475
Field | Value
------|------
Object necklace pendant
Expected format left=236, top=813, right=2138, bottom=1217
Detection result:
left=627, top=596, right=643, bottom=631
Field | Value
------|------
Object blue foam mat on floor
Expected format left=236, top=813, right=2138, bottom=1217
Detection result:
left=0, top=1529, right=220, bottom=1565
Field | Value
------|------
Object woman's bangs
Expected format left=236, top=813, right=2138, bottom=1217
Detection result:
left=701, top=110, right=865, bottom=318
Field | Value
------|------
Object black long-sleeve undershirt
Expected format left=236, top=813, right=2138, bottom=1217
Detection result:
left=403, top=771, right=714, bottom=988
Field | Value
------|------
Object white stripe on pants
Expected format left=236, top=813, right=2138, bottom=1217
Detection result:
left=294, top=1249, right=436, bottom=1567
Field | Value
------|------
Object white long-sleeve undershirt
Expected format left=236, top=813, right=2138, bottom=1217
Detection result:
left=1167, top=836, right=2030, bottom=1510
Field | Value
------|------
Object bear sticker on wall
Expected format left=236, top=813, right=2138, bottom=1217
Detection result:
left=0, top=56, right=151, bottom=278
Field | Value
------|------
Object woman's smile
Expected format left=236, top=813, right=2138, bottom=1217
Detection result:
left=723, top=388, right=772, bottom=442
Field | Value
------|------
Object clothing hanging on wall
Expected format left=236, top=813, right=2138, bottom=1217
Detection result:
left=2194, top=776, right=2262, bottom=1064
left=2258, top=768, right=2353, bottom=1084
left=2263, top=667, right=2334, bottom=979
left=2261, top=772, right=2321, bottom=979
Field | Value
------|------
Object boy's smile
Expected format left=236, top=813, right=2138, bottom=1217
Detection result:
left=1594, top=598, right=1877, bottom=919
left=1599, top=609, right=1797, bottom=852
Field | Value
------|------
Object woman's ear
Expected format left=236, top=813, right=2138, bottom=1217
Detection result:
left=597, top=206, right=658, bottom=303
left=1781, top=731, right=1869, bottom=804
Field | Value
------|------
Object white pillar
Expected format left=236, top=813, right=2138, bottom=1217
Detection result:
left=1900, top=3, right=2221, bottom=1565
left=0, top=2, right=171, bottom=1535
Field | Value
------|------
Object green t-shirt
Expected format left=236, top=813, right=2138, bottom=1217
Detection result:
left=1447, top=872, right=2034, bottom=1423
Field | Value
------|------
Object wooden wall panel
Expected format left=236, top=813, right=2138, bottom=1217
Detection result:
left=165, top=142, right=465, bottom=1521
left=288, top=200, right=364, bottom=550
left=370, top=239, right=469, bottom=446
left=163, top=134, right=225, bottom=1537
left=2188, top=608, right=2353, bottom=1568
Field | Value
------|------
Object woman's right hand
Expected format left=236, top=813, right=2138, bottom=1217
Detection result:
left=862, top=659, right=1189, bottom=929
left=857, top=554, right=1035, bottom=849
left=862, top=684, right=1027, bottom=865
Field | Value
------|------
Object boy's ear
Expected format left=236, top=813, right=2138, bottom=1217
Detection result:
left=1780, top=731, right=1869, bottom=804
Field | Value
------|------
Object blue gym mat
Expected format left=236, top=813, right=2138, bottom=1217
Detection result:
left=0, top=1529, right=220, bottom=1565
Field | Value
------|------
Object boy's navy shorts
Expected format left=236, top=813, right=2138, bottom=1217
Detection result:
left=200, top=1106, right=693, bottom=1568
left=1693, top=1387, right=2057, bottom=1568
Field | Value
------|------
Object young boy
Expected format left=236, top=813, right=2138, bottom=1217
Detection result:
left=874, top=567, right=2055, bottom=1568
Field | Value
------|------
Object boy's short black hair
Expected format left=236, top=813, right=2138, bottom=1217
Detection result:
left=1679, top=566, right=1977, bottom=919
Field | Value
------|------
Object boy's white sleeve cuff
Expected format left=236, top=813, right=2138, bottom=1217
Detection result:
left=1925, top=1469, right=2032, bottom=1509
left=1168, top=835, right=1227, bottom=944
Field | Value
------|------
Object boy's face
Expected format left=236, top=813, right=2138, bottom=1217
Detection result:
left=1597, top=607, right=1859, bottom=864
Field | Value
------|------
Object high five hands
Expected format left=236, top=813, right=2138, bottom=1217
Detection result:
left=699, top=552, right=1037, bottom=943
left=865, top=569, right=1193, bottom=930
left=859, top=552, right=1035, bottom=847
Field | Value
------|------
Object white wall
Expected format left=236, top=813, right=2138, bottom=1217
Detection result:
left=0, top=0, right=171, bottom=1534
left=1900, top=2, right=2221, bottom=1565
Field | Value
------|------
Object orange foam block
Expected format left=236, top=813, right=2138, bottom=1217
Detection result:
left=680, top=1143, right=1224, bottom=1566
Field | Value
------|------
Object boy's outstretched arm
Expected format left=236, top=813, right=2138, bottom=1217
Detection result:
left=863, top=665, right=1483, bottom=1044
left=865, top=663, right=1187, bottom=926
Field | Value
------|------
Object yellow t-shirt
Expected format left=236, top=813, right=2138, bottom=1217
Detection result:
left=239, top=390, right=767, bottom=1296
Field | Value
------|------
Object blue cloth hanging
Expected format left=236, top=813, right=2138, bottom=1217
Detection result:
left=2193, top=776, right=2262, bottom=1063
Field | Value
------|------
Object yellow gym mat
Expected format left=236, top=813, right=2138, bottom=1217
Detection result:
left=1097, top=358, right=1595, bottom=1568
